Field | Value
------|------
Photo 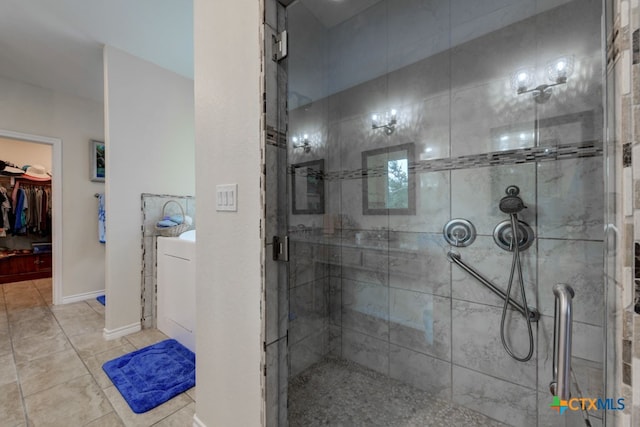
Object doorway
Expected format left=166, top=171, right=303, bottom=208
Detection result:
left=0, top=129, right=62, bottom=305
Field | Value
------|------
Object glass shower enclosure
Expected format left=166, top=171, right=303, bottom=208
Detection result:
left=264, top=0, right=611, bottom=426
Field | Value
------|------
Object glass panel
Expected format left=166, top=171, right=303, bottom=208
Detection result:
left=281, top=1, right=607, bottom=426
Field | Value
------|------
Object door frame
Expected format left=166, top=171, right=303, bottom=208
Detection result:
left=0, top=129, right=62, bottom=304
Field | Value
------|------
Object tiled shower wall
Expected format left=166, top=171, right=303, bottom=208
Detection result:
left=288, top=1, right=606, bottom=426
left=614, top=0, right=640, bottom=425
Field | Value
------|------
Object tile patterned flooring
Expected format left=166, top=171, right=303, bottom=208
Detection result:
left=289, top=357, right=509, bottom=427
left=0, top=279, right=195, bottom=426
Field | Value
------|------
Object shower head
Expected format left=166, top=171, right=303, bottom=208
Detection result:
left=499, top=185, right=526, bottom=214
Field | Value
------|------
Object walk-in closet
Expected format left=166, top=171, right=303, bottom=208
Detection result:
left=0, top=137, right=53, bottom=285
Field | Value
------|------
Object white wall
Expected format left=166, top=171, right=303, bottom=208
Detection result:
left=103, top=46, right=195, bottom=336
left=0, top=137, right=52, bottom=170
left=194, top=0, right=263, bottom=426
left=0, top=75, right=105, bottom=299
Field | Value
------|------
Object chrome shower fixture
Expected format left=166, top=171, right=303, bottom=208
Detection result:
left=496, top=185, right=535, bottom=362
left=444, top=190, right=538, bottom=362
left=494, top=186, right=534, bottom=252
left=499, top=185, right=526, bottom=214
left=494, top=220, right=535, bottom=252
left=443, top=218, right=476, bottom=247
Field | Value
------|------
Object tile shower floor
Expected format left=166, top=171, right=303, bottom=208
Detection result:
left=289, top=357, right=509, bottom=427
left=0, top=279, right=195, bottom=426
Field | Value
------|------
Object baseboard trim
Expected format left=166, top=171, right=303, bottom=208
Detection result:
left=193, top=414, right=206, bottom=427
left=102, top=322, right=141, bottom=341
left=62, top=289, right=105, bottom=304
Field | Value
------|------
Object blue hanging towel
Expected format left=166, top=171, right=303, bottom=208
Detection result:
left=98, top=193, right=106, bottom=243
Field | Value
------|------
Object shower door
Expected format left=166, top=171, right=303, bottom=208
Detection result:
left=272, top=1, right=611, bottom=426
left=264, top=1, right=291, bottom=426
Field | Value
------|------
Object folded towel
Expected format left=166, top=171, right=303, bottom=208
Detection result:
left=168, top=215, right=193, bottom=225
left=167, top=215, right=183, bottom=224
left=157, top=219, right=178, bottom=228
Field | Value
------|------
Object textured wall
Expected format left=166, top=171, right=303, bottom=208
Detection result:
left=193, top=0, right=264, bottom=426
left=103, top=45, right=195, bottom=335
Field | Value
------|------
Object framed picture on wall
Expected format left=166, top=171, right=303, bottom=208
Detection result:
left=90, top=140, right=105, bottom=182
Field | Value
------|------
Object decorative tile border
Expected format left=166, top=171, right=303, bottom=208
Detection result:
left=624, top=142, right=632, bottom=167
left=266, top=126, right=287, bottom=148
left=322, top=140, right=603, bottom=180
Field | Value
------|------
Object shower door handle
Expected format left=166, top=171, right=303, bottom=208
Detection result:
left=550, top=283, right=575, bottom=401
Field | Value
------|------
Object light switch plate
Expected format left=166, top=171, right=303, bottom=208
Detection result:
left=216, top=184, right=237, bottom=211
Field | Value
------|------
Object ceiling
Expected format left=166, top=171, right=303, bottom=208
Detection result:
left=0, top=0, right=385, bottom=103
left=298, top=0, right=383, bottom=28
left=0, top=0, right=193, bottom=103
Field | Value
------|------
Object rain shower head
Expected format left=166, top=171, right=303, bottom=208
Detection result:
left=499, top=185, right=526, bottom=214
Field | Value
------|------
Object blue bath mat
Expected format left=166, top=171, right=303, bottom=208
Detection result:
left=96, top=295, right=105, bottom=306
left=102, top=339, right=195, bottom=413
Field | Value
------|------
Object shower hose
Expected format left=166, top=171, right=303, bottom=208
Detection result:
left=499, top=213, right=535, bottom=362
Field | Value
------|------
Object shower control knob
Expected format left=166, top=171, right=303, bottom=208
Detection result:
left=443, top=219, right=477, bottom=247
left=493, top=219, right=535, bottom=252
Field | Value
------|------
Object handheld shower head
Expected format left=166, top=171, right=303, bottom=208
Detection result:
left=499, top=185, right=526, bottom=214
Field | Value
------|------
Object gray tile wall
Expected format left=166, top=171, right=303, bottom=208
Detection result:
left=612, top=0, right=640, bottom=424
left=287, top=1, right=605, bottom=426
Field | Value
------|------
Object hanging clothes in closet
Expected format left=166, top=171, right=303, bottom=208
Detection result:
left=8, top=183, right=51, bottom=236
left=0, top=185, right=9, bottom=237
left=22, top=184, right=50, bottom=236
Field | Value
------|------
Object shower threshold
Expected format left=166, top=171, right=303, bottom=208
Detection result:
left=288, top=357, right=508, bottom=427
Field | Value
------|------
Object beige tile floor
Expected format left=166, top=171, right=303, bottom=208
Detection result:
left=0, top=279, right=196, bottom=427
